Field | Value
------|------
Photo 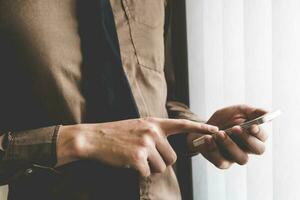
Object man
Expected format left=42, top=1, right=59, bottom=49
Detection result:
left=0, top=0, right=268, bottom=199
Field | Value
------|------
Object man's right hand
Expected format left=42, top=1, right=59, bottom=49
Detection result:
left=56, top=118, right=218, bottom=177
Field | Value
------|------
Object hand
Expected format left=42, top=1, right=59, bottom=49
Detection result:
left=187, top=105, right=268, bottom=169
left=56, top=118, right=218, bottom=177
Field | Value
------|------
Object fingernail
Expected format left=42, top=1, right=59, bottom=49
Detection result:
left=193, top=137, right=206, bottom=147
left=217, top=131, right=226, bottom=141
left=208, top=125, right=219, bottom=133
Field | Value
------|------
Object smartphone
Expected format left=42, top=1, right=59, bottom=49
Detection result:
left=224, top=110, right=282, bottom=134
left=193, top=110, right=281, bottom=147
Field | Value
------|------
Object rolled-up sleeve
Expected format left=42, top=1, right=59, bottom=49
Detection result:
left=164, top=6, right=204, bottom=156
left=0, top=125, right=60, bottom=185
left=166, top=101, right=203, bottom=122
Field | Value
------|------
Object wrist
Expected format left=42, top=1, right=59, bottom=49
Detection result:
left=56, top=124, right=87, bottom=166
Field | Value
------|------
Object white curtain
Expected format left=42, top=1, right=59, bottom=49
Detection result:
left=187, top=0, right=300, bottom=200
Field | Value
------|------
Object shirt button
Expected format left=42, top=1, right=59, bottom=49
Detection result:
left=25, top=168, right=34, bottom=175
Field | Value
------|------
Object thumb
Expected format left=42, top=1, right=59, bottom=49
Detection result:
left=190, top=135, right=218, bottom=155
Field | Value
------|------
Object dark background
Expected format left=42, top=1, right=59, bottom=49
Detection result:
left=171, top=1, right=194, bottom=200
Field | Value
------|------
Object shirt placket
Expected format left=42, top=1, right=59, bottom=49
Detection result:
left=119, top=0, right=152, bottom=199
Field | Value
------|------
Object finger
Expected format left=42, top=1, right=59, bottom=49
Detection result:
left=194, top=135, right=232, bottom=169
left=138, top=159, right=151, bottom=177
left=191, top=135, right=214, bottom=154
left=247, top=125, right=268, bottom=142
left=189, top=133, right=208, bottom=151
left=230, top=126, right=266, bottom=155
left=213, top=131, right=249, bottom=165
left=158, top=118, right=219, bottom=136
left=130, top=153, right=151, bottom=177
left=238, top=105, right=268, bottom=119
left=156, top=138, right=177, bottom=166
left=148, top=149, right=167, bottom=173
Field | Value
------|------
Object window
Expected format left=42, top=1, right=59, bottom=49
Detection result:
left=187, top=0, right=300, bottom=200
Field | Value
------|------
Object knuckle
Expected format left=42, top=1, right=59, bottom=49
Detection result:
left=238, top=104, right=248, bottom=111
left=139, top=135, right=153, bottom=148
left=214, top=109, right=223, bottom=116
left=145, top=125, right=160, bottom=137
left=132, top=148, right=147, bottom=164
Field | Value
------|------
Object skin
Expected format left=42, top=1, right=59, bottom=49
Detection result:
left=56, top=104, right=268, bottom=176
left=187, top=105, right=268, bottom=169
left=56, top=117, right=219, bottom=176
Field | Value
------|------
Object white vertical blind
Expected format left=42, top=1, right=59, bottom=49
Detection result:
left=187, top=0, right=300, bottom=200
left=244, top=1, right=273, bottom=200
left=273, top=1, right=300, bottom=200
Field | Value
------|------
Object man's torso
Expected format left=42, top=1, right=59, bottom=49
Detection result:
left=0, top=0, right=181, bottom=199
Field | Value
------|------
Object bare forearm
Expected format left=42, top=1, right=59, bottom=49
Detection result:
left=55, top=119, right=218, bottom=177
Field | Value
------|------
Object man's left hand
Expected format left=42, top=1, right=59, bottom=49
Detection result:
left=187, top=105, right=268, bottom=169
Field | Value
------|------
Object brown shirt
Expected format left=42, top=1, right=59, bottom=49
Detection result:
left=0, top=0, right=201, bottom=199
left=110, top=0, right=180, bottom=199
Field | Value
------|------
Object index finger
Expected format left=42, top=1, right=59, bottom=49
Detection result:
left=157, top=118, right=219, bottom=137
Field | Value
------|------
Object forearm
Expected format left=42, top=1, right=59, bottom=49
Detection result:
left=0, top=118, right=217, bottom=184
